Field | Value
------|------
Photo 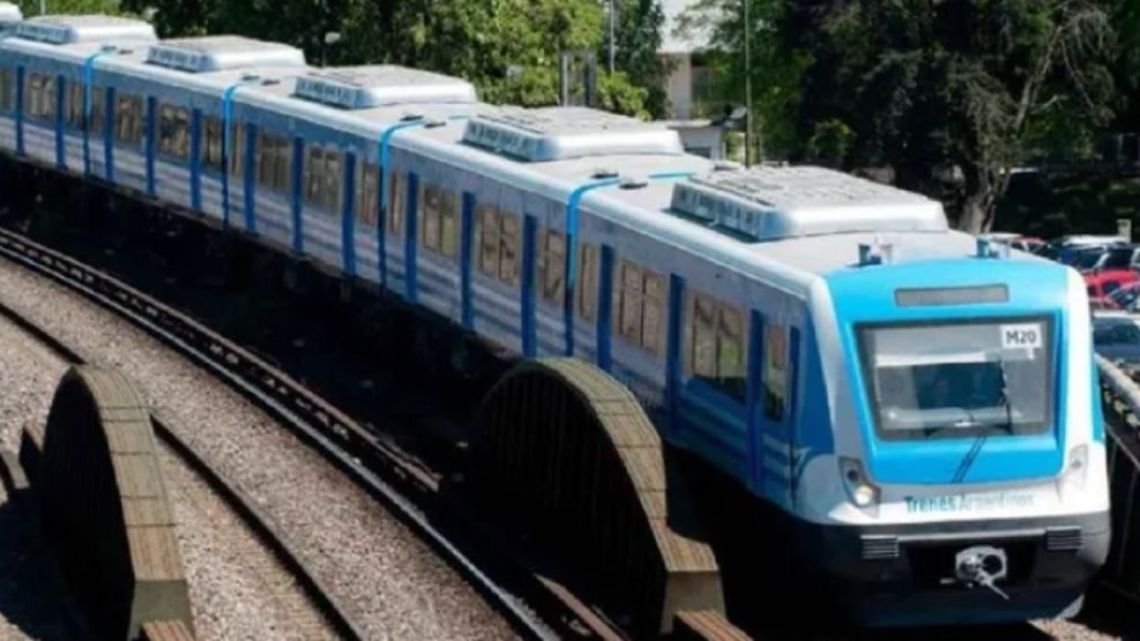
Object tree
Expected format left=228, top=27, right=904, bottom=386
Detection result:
left=681, top=0, right=1120, bottom=232
left=607, top=0, right=671, bottom=118
left=675, top=0, right=811, bottom=159
left=19, top=0, right=123, bottom=15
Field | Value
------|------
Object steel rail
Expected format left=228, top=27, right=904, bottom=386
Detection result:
left=0, top=224, right=611, bottom=641
left=0, top=295, right=367, bottom=641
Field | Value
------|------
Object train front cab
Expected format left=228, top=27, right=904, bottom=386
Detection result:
left=791, top=252, right=1111, bottom=627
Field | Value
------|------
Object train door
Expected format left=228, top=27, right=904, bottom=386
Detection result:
left=749, top=312, right=797, bottom=505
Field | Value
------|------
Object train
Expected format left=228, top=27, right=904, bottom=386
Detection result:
left=0, top=13, right=1111, bottom=629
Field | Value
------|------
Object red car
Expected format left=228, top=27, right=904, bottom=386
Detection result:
left=1086, top=270, right=1139, bottom=306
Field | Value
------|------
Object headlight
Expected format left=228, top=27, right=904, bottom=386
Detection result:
left=1060, top=444, right=1089, bottom=491
left=840, top=457, right=881, bottom=511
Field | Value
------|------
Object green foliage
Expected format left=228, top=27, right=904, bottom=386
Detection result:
left=122, top=0, right=658, bottom=118
left=687, top=0, right=1122, bottom=231
left=608, top=0, right=670, bottom=118
left=675, top=0, right=810, bottom=159
left=21, top=0, right=123, bottom=15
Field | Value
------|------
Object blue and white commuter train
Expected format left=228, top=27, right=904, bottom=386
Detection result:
left=0, top=14, right=1111, bottom=627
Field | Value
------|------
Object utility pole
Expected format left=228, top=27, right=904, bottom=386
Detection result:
left=39, top=0, right=46, bottom=15
left=743, top=0, right=753, bottom=166
left=607, top=0, right=616, bottom=74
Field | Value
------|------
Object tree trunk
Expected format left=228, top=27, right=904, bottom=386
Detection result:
left=957, top=167, right=997, bottom=234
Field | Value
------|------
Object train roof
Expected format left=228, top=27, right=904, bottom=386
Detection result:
left=3, top=14, right=1052, bottom=290
left=0, top=2, right=21, bottom=23
left=144, top=36, right=306, bottom=72
left=294, top=65, right=478, bottom=109
left=13, top=14, right=156, bottom=44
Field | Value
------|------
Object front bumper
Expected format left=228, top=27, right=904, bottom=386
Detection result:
left=791, top=510, right=1111, bottom=627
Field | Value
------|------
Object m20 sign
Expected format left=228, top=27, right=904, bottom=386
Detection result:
left=1001, top=323, right=1043, bottom=350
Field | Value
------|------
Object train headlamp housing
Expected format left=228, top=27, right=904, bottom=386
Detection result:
left=840, top=457, right=880, bottom=515
left=1058, top=444, right=1089, bottom=496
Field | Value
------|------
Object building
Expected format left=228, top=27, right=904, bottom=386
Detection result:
left=657, top=0, right=725, bottom=159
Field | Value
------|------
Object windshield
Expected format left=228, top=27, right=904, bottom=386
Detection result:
left=1094, top=321, right=1140, bottom=346
left=1073, top=249, right=1104, bottom=270
left=857, top=318, right=1053, bottom=441
left=1109, top=284, right=1140, bottom=309
left=1102, top=248, right=1134, bottom=270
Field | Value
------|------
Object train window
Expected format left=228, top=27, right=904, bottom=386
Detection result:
left=88, top=89, right=104, bottom=137
left=0, top=69, right=13, bottom=112
left=60, top=82, right=104, bottom=135
left=538, top=229, right=565, bottom=305
left=256, top=131, right=291, bottom=194
left=686, top=292, right=746, bottom=401
left=303, top=145, right=341, bottom=214
left=229, top=122, right=245, bottom=178
left=477, top=204, right=498, bottom=276
left=499, top=213, right=520, bottom=286
left=201, top=117, right=224, bottom=172
left=419, top=184, right=458, bottom=257
left=476, top=205, right=520, bottom=286
left=614, top=259, right=665, bottom=355
left=26, top=73, right=55, bottom=122
left=764, top=323, right=788, bottom=421
left=577, top=243, right=598, bottom=322
left=158, top=103, right=190, bottom=160
left=65, top=83, right=83, bottom=129
left=388, top=172, right=405, bottom=234
left=355, top=161, right=379, bottom=227
left=115, top=94, right=143, bottom=146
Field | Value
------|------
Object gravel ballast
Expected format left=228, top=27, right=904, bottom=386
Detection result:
left=0, top=258, right=520, bottom=641
left=0, top=310, right=340, bottom=640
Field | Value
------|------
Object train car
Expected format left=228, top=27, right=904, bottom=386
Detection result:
left=0, top=3, right=21, bottom=34
left=0, top=14, right=1112, bottom=628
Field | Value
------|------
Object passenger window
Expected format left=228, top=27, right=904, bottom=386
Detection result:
left=686, top=293, right=747, bottom=401
left=115, top=94, right=143, bottom=146
left=201, top=117, right=224, bottom=172
left=65, top=83, right=83, bottom=129
left=387, top=172, right=405, bottom=234
left=538, top=229, right=565, bottom=305
left=257, top=132, right=290, bottom=194
left=764, top=323, right=788, bottom=421
left=498, top=213, right=519, bottom=285
left=421, top=184, right=442, bottom=251
left=477, top=204, right=498, bottom=276
left=476, top=205, right=519, bottom=286
left=0, top=68, right=13, bottom=112
left=228, top=122, right=245, bottom=178
left=614, top=259, right=665, bottom=355
left=304, top=146, right=341, bottom=213
left=27, top=73, right=55, bottom=122
left=577, top=243, right=599, bottom=321
left=420, top=184, right=459, bottom=257
left=88, top=89, right=104, bottom=136
left=355, top=162, right=379, bottom=228
left=158, top=103, right=190, bottom=160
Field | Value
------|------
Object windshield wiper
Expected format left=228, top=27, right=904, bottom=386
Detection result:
left=993, top=359, right=1015, bottom=435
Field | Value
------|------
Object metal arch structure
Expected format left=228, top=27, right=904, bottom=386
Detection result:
left=469, top=356, right=725, bottom=637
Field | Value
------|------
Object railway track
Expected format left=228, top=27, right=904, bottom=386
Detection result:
left=0, top=213, right=1131, bottom=641
left=0, top=221, right=625, bottom=640
left=0, top=271, right=365, bottom=640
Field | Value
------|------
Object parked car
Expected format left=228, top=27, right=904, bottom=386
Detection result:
left=976, top=232, right=1046, bottom=254
left=1085, top=269, right=1139, bottom=305
left=1093, top=315, right=1140, bottom=363
left=1108, top=281, right=1140, bottom=312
